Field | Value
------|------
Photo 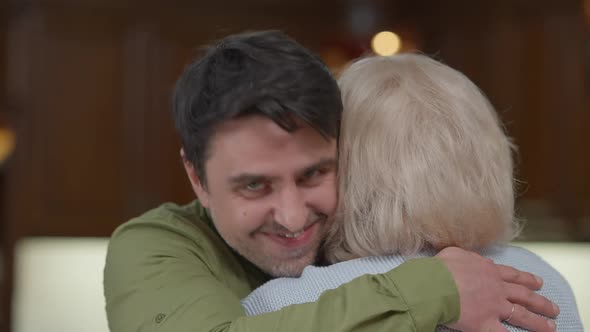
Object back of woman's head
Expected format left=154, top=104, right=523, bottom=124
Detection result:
left=325, top=54, right=518, bottom=263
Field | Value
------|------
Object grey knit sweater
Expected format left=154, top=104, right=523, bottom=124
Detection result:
left=242, top=245, right=584, bottom=331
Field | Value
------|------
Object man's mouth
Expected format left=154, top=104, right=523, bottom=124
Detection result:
left=264, top=222, right=319, bottom=248
left=278, top=230, right=305, bottom=239
left=260, top=213, right=328, bottom=248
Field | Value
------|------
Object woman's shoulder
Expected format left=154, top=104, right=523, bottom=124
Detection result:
left=481, top=245, right=564, bottom=279
left=482, top=245, right=583, bottom=331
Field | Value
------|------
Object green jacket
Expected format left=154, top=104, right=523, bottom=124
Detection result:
left=104, top=201, right=460, bottom=332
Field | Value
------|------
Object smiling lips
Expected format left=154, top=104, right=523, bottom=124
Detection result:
left=280, top=230, right=305, bottom=238
left=264, top=222, right=319, bottom=248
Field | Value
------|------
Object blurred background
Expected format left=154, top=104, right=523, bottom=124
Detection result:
left=0, top=0, right=588, bottom=331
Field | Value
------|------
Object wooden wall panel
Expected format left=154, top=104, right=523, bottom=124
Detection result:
left=6, top=8, right=129, bottom=236
left=119, top=23, right=195, bottom=215
left=415, top=0, right=589, bottom=237
left=2, top=2, right=348, bottom=239
left=1, top=5, right=9, bottom=332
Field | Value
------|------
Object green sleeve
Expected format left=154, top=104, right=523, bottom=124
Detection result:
left=235, top=259, right=459, bottom=332
left=104, top=220, right=459, bottom=332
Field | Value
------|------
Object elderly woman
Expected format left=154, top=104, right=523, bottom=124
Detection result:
left=241, top=54, right=583, bottom=331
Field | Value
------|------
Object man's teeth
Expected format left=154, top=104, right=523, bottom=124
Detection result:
left=281, top=230, right=304, bottom=238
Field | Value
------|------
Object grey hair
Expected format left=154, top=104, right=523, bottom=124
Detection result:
left=325, top=54, right=520, bottom=263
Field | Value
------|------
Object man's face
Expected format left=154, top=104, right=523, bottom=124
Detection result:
left=184, top=115, right=338, bottom=277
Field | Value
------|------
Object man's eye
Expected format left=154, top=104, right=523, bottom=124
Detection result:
left=304, top=169, right=321, bottom=179
left=299, top=168, right=327, bottom=186
left=245, top=182, right=265, bottom=191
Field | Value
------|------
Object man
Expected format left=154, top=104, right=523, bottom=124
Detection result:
left=104, top=30, right=559, bottom=332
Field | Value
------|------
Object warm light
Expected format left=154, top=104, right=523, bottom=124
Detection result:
left=0, top=127, right=16, bottom=164
left=371, top=31, right=401, bottom=56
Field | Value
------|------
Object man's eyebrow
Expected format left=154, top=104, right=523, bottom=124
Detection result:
left=228, top=158, right=337, bottom=186
left=227, top=173, right=286, bottom=185
left=298, top=158, right=337, bottom=176
left=228, top=174, right=272, bottom=186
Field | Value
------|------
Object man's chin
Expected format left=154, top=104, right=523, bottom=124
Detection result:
left=264, top=255, right=317, bottom=277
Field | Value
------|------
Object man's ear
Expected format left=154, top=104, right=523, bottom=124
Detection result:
left=180, top=148, right=210, bottom=208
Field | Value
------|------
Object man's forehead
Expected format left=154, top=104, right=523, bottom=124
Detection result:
left=210, top=114, right=332, bottom=149
left=204, top=115, right=337, bottom=177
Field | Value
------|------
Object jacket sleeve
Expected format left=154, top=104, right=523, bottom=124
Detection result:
left=104, top=220, right=460, bottom=332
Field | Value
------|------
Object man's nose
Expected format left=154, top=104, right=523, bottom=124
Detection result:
left=273, top=185, right=308, bottom=232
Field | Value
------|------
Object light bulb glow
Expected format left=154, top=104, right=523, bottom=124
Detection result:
left=371, top=31, right=401, bottom=56
left=0, top=128, right=15, bottom=164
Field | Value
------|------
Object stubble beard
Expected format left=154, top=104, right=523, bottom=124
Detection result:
left=264, top=244, right=320, bottom=277
left=241, top=231, right=323, bottom=277
left=216, top=211, right=331, bottom=277
left=233, top=222, right=325, bottom=277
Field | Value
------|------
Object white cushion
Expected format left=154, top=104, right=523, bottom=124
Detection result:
left=10, top=238, right=590, bottom=332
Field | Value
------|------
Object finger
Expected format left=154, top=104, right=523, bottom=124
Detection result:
left=501, top=301, right=516, bottom=321
left=501, top=304, right=556, bottom=332
left=504, top=283, right=559, bottom=318
left=488, top=321, right=509, bottom=332
left=497, top=264, right=542, bottom=290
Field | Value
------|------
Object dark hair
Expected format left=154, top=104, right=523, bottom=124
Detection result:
left=172, top=30, right=342, bottom=184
